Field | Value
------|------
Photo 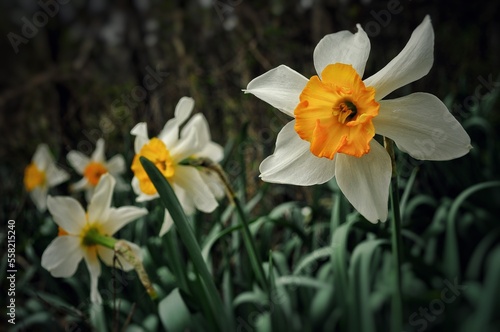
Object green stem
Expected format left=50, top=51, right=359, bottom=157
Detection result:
left=385, top=137, right=403, bottom=332
left=183, top=156, right=269, bottom=293
left=140, top=157, right=228, bottom=332
left=83, top=228, right=117, bottom=249
left=233, top=196, right=270, bottom=293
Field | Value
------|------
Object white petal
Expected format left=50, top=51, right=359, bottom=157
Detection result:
left=174, top=166, right=218, bottom=213
left=200, top=142, right=224, bottom=163
left=335, top=140, right=391, bottom=222
left=374, top=93, right=472, bottom=160
left=174, top=96, right=195, bottom=125
left=67, top=151, right=90, bottom=174
left=181, top=113, right=224, bottom=161
left=158, top=97, right=195, bottom=145
left=364, top=15, right=434, bottom=100
left=33, top=144, right=52, bottom=170
left=47, top=195, right=86, bottom=234
left=45, top=163, right=70, bottom=187
left=98, top=241, right=143, bottom=271
left=96, top=245, right=115, bottom=268
left=131, top=122, right=150, bottom=153
left=158, top=118, right=180, bottom=147
left=199, top=170, right=226, bottom=200
left=169, top=126, right=202, bottom=161
left=83, top=250, right=102, bottom=304
left=313, top=24, right=371, bottom=78
left=159, top=210, right=174, bottom=236
left=181, top=113, right=209, bottom=139
left=91, top=139, right=106, bottom=163
left=131, top=176, right=141, bottom=195
left=244, top=65, right=308, bottom=117
left=85, top=187, right=95, bottom=202
left=173, top=182, right=195, bottom=215
left=106, top=155, right=126, bottom=174
left=88, top=174, right=115, bottom=223
left=101, top=206, right=148, bottom=235
left=30, top=186, right=48, bottom=212
left=259, top=121, right=336, bottom=185
left=70, top=177, right=89, bottom=192
left=41, top=236, right=83, bottom=277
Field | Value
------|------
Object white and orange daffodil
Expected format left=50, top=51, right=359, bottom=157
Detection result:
left=130, top=96, right=224, bottom=236
left=24, top=144, right=70, bottom=212
left=41, top=174, right=148, bottom=304
left=67, top=138, right=126, bottom=200
left=244, top=16, right=471, bottom=222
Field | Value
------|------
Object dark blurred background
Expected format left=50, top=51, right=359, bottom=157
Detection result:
left=1, top=0, right=499, bottom=216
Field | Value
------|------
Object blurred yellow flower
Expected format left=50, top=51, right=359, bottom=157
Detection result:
left=23, top=144, right=69, bottom=212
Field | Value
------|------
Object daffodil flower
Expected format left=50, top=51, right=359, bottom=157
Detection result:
left=244, top=16, right=471, bottom=222
left=41, top=174, right=148, bottom=304
left=67, top=138, right=126, bottom=201
left=24, top=144, right=70, bottom=212
left=131, top=96, right=224, bottom=236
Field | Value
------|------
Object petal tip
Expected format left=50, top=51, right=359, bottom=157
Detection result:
left=355, top=23, right=364, bottom=32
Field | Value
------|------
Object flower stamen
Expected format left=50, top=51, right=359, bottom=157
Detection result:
left=294, top=63, right=379, bottom=159
left=334, top=101, right=358, bottom=124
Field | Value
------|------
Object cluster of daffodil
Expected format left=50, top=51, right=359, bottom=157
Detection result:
left=25, top=97, right=224, bottom=303
left=25, top=16, right=471, bottom=307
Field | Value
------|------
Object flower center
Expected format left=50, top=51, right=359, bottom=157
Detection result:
left=131, top=137, right=175, bottom=195
left=24, top=163, right=46, bottom=192
left=294, top=63, right=380, bottom=159
left=84, top=162, right=108, bottom=186
left=335, top=101, right=357, bottom=123
left=81, top=225, right=103, bottom=247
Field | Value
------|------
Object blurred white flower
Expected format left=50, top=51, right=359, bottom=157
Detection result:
left=24, top=144, right=69, bottom=212
left=41, top=174, right=147, bottom=304
left=67, top=138, right=126, bottom=201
